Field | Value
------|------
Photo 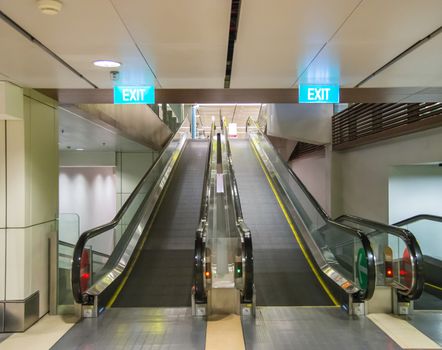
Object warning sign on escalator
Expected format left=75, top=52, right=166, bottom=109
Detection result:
left=356, top=248, right=368, bottom=290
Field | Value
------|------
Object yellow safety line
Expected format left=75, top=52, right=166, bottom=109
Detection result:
left=249, top=140, right=339, bottom=306
left=106, top=143, right=187, bottom=308
left=425, top=282, right=442, bottom=291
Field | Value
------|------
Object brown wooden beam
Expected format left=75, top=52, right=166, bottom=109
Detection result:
left=38, top=87, right=442, bottom=105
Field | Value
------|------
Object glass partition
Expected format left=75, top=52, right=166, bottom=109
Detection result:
left=396, top=215, right=442, bottom=309
left=336, top=217, right=422, bottom=298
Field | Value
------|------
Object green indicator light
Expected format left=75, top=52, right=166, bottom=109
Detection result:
left=237, top=269, right=241, bottom=273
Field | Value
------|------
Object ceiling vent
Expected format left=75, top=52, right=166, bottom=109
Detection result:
left=36, top=0, right=63, bottom=15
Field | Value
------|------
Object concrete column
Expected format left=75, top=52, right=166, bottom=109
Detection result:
left=0, top=83, right=58, bottom=331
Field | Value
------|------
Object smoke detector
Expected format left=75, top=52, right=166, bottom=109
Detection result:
left=36, top=0, right=63, bottom=15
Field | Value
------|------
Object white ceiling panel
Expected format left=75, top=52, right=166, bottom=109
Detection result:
left=230, top=0, right=360, bottom=88
left=362, top=33, right=442, bottom=87
left=0, top=19, right=89, bottom=88
left=111, top=0, right=230, bottom=88
left=298, top=0, right=442, bottom=87
left=0, top=0, right=156, bottom=88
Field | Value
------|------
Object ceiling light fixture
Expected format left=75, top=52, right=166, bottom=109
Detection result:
left=93, top=60, right=121, bottom=68
left=36, top=0, right=63, bottom=15
left=75, top=148, right=85, bottom=151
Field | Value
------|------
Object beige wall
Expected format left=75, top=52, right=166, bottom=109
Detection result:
left=290, top=148, right=332, bottom=216
left=332, top=127, right=442, bottom=222
left=0, top=87, right=58, bottom=316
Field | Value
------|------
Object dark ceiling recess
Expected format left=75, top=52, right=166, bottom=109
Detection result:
left=224, top=0, right=242, bottom=88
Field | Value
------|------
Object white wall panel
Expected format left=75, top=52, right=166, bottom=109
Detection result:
left=59, top=167, right=116, bottom=234
left=389, top=166, right=442, bottom=224
left=5, top=228, right=26, bottom=300
left=0, top=121, right=5, bottom=228
left=0, top=228, right=5, bottom=300
left=29, top=98, right=58, bottom=224
left=29, top=222, right=55, bottom=316
left=6, top=119, right=26, bottom=227
left=120, top=153, right=154, bottom=194
left=60, top=151, right=116, bottom=167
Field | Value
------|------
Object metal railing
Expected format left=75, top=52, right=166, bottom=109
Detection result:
left=395, top=214, right=442, bottom=227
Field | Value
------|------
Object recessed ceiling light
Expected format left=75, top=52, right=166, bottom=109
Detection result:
left=75, top=148, right=85, bottom=151
left=93, top=60, right=121, bottom=68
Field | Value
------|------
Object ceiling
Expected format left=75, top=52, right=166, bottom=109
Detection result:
left=0, top=0, right=441, bottom=89
left=59, top=107, right=151, bottom=152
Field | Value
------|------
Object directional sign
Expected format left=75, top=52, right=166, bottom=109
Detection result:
left=356, top=248, right=368, bottom=290
left=299, top=84, right=340, bottom=103
left=113, top=85, right=155, bottom=104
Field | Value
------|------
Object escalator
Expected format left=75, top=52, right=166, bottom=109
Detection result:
left=234, top=118, right=424, bottom=310
left=71, top=124, right=210, bottom=312
left=395, top=215, right=442, bottom=310
left=227, top=119, right=377, bottom=309
left=112, top=140, right=208, bottom=307
left=230, top=139, right=334, bottom=306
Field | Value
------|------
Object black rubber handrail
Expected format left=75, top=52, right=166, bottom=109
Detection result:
left=246, top=117, right=375, bottom=301
left=336, top=215, right=425, bottom=300
left=193, top=123, right=214, bottom=304
left=395, top=214, right=442, bottom=226
left=72, top=124, right=183, bottom=304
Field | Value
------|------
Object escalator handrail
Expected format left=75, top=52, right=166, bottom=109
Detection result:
left=193, top=123, right=215, bottom=303
left=336, top=214, right=425, bottom=300
left=246, top=117, right=330, bottom=221
left=394, top=214, right=442, bottom=226
left=223, top=124, right=254, bottom=303
left=246, top=117, right=375, bottom=301
left=72, top=123, right=185, bottom=304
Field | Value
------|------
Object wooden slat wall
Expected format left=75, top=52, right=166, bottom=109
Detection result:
left=332, top=102, right=442, bottom=150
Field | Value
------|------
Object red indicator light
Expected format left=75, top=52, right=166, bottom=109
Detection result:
left=81, top=273, right=90, bottom=280
left=386, top=268, right=393, bottom=277
left=400, top=269, right=405, bottom=276
left=205, top=271, right=210, bottom=278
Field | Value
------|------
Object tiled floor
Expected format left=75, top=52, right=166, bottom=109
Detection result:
left=408, top=312, right=442, bottom=346
left=51, top=308, right=206, bottom=350
left=0, top=314, right=77, bottom=350
left=242, top=307, right=403, bottom=350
